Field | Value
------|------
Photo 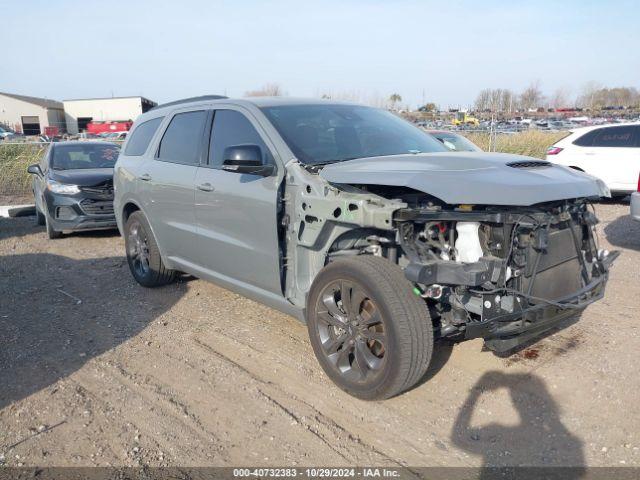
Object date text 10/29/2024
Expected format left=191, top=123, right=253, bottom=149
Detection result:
left=233, top=468, right=401, bottom=478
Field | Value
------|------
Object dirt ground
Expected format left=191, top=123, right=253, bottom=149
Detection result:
left=0, top=203, right=639, bottom=468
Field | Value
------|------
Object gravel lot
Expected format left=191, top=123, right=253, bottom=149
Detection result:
left=0, top=203, right=638, bottom=468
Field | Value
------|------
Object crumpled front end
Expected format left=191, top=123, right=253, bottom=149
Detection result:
left=398, top=200, right=618, bottom=352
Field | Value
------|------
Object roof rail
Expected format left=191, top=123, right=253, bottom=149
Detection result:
left=150, top=95, right=228, bottom=111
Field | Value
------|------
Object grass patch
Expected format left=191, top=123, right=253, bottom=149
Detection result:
left=463, top=130, right=568, bottom=159
left=0, top=143, right=47, bottom=199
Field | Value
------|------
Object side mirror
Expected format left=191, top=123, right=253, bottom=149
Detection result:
left=27, top=164, right=42, bottom=176
left=222, top=145, right=275, bottom=177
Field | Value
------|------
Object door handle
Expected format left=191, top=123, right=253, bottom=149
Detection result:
left=139, top=173, right=152, bottom=181
left=197, top=182, right=215, bottom=192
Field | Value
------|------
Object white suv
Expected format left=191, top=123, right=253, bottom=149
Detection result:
left=546, top=123, right=640, bottom=196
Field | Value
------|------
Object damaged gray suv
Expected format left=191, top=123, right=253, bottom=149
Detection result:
left=114, top=96, right=617, bottom=399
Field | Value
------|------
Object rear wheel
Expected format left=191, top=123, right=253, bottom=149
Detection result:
left=307, top=256, right=433, bottom=400
left=125, top=211, right=176, bottom=287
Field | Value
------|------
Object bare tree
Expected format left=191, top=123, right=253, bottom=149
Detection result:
left=575, top=83, right=640, bottom=109
left=475, top=88, right=516, bottom=112
left=519, top=81, right=544, bottom=111
left=501, top=89, right=515, bottom=113
left=550, top=87, right=571, bottom=109
left=576, top=81, right=603, bottom=109
left=244, top=83, right=284, bottom=97
left=474, top=89, right=491, bottom=111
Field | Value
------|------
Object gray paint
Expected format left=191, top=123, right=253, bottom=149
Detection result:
left=320, top=152, right=610, bottom=206
left=114, top=97, right=611, bottom=323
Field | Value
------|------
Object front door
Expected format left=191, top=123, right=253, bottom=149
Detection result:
left=194, top=108, right=282, bottom=295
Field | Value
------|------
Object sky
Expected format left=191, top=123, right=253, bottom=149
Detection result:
left=1, top=0, right=638, bottom=108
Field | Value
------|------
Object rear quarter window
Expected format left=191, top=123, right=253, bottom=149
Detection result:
left=124, top=117, right=163, bottom=156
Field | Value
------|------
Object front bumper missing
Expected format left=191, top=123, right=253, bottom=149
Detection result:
left=407, top=250, right=619, bottom=353
left=468, top=267, right=614, bottom=353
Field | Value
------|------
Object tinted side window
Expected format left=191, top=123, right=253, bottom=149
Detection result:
left=592, top=126, right=636, bottom=148
left=574, top=126, right=638, bottom=148
left=124, top=117, right=163, bottom=156
left=158, top=111, right=207, bottom=165
left=209, top=110, right=270, bottom=168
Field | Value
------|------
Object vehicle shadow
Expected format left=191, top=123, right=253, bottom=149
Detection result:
left=0, top=216, right=120, bottom=242
left=452, top=371, right=584, bottom=477
left=604, top=214, right=640, bottom=251
left=0, top=253, right=186, bottom=410
left=0, top=216, right=41, bottom=241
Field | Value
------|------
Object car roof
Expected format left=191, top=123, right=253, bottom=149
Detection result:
left=148, top=96, right=360, bottom=114
left=567, top=121, right=640, bottom=135
left=426, top=130, right=460, bottom=135
left=240, top=97, right=360, bottom=107
left=52, top=141, right=120, bottom=147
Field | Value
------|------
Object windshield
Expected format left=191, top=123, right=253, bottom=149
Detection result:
left=430, top=132, right=481, bottom=152
left=260, top=104, right=448, bottom=165
left=51, top=144, right=120, bottom=170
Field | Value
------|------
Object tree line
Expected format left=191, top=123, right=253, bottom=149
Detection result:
left=474, top=82, right=640, bottom=112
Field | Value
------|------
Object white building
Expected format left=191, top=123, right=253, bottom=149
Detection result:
left=0, top=92, right=66, bottom=135
left=63, top=96, right=157, bottom=134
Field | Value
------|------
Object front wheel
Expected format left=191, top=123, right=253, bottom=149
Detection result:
left=124, top=211, right=176, bottom=287
left=306, top=256, right=433, bottom=400
left=35, top=206, right=45, bottom=226
left=44, top=209, right=63, bottom=239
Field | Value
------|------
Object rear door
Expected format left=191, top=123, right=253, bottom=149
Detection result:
left=138, top=109, right=208, bottom=264
left=193, top=108, right=283, bottom=295
left=589, top=125, right=640, bottom=191
left=570, top=126, right=640, bottom=191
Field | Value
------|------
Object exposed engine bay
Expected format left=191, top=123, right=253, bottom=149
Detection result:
left=283, top=161, right=618, bottom=352
left=393, top=197, right=616, bottom=351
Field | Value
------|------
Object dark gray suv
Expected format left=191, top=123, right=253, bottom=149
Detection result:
left=114, top=96, right=616, bottom=399
left=28, top=141, right=120, bottom=238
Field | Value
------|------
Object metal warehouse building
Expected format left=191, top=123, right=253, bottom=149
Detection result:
left=63, top=96, right=157, bottom=134
left=0, top=92, right=66, bottom=135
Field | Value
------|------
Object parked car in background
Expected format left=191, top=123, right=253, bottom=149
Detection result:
left=426, top=130, right=482, bottom=152
left=107, top=131, right=128, bottom=140
left=27, top=141, right=120, bottom=238
left=75, top=132, right=102, bottom=140
left=114, top=96, right=615, bottom=400
left=632, top=173, right=640, bottom=222
left=0, top=126, right=16, bottom=140
left=546, top=123, right=640, bottom=196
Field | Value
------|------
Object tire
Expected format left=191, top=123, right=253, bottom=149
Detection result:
left=35, top=206, right=45, bottom=226
left=44, top=210, right=63, bottom=239
left=306, top=256, right=433, bottom=400
left=124, top=211, right=176, bottom=287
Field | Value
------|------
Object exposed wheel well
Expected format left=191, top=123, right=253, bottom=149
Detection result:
left=122, top=202, right=140, bottom=224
